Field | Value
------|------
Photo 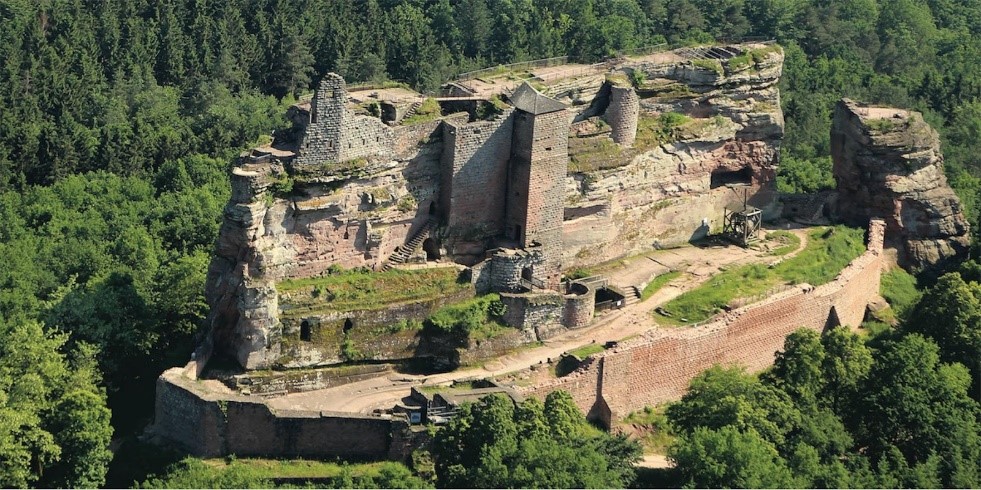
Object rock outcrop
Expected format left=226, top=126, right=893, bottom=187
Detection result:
left=831, top=98, right=970, bottom=272
left=204, top=43, right=787, bottom=370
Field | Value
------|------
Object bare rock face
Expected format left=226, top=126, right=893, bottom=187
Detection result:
left=831, top=99, right=970, bottom=273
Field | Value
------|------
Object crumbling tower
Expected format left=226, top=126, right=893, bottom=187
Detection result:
left=295, top=73, right=393, bottom=167
left=607, top=84, right=639, bottom=147
left=505, top=83, right=568, bottom=289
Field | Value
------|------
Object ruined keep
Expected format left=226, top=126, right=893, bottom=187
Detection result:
left=205, top=43, right=787, bottom=371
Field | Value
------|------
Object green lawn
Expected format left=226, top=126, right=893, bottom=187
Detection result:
left=568, top=343, right=605, bottom=359
left=655, top=226, right=866, bottom=325
left=641, top=271, right=682, bottom=300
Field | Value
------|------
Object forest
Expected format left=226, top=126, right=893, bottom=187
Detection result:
left=0, top=0, right=979, bottom=487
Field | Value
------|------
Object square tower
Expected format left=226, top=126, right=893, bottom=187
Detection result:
left=506, top=83, right=568, bottom=289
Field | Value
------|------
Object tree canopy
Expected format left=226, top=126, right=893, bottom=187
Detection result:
left=430, top=391, right=642, bottom=488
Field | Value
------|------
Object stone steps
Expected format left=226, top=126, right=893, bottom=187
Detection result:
left=382, top=219, right=435, bottom=271
left=395, top=101, right=423, bottom=125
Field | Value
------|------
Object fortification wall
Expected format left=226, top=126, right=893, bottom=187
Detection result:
left=562, top=282, right=594, bottom=330
left=153, top=368, right=406, bottom=460
left=441, top=113, right=514, bottom=244
left=523, top=220, right=885, bottom=423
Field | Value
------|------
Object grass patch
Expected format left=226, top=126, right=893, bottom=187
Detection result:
left=635, top=112, right=692, bottom=149
left=622, top=405, right=675, bottom=454
left=656, top=226, right=866, bottom=325
left=568, top=343, right=605, bottom=359
left=426, top=293, right=508, bottom=341
left=880, top=267, right=920, bottom=320
left=402, top=97, right=442, bottom=125
left=691, top=58, right=723, bottom=75
left=866, top=118, right=901, bottom=132
left=569, top=136, right=625, bottom=172
left=279, top=266, right=470, bottom=316
left=766, top=230, right=801, bottom=256
left=641, top=271, right=682, bottom=301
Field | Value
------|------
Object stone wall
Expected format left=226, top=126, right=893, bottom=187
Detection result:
left=441, top=112, right=514, bottom=248
left=606, top=85, right=639, bottom=147
left=508, top=109, right=569, bottom=288
left=500, top=292, right=566, bottom=340
left=295, top=74, right=395, bottom=167
left=154, top=368, right=407, bottom=460
left=522, top=220, right=885, bottom=425
left=562, top=282, right=595, bottom=330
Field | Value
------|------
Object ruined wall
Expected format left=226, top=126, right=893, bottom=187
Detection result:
left=153, top=368, right=406, bottom=459
left=523, top=220, right=884, bottom=423
left=562, top=282, right=595, bottom=330
left=295, top=74, right=395, bottom=166
left=606, top=85, right=639, bottom=147
left=500, top=292, right=566, bottom=340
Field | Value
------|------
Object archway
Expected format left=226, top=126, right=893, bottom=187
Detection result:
left=428, top=201, right=437, bottom=216
left=300, top=320, right=312, bottom=341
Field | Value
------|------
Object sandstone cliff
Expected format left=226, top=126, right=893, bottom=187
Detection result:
left=831, top=99, right=970, bottom=273
left=561, top=45, right=783, bottom=265
left=205, top=43, right=787, bottom=370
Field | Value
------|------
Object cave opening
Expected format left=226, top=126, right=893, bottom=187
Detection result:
left=300, top=320, right=312, bottom=341
left=343, top=318, right=354, bottom=334
left=423, top=238, right=440, bottom=261
left=710, top=167, right=753, bottom=189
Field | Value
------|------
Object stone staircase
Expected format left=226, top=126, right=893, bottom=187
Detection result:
left=382, top=219, right=436, bottom=271
left=394, top=101, right=423, bottom=125
left=624, top=285, right=642, bottom=306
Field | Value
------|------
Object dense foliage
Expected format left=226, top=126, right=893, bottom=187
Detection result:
left=2, top=0, right=981, bottom=487
left=139, top=458, right=430, bottom=489
left=666, top=324, right=981, bottom=488
left=431, top=391, right=642, bottom=488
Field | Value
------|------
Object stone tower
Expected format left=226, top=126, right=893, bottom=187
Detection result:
left=607, top=84, right=639, bottom=147
left=506, top=83, right=568, bottom=289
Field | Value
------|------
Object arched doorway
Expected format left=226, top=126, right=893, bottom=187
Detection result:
left=428, top=201, right=437, bottom=216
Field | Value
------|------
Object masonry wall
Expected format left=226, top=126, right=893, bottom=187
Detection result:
left=153, top=368, right=405, bottom=460
left=522, top=220, right=885, bottom=423
left=563, top=282, right=595, bottom=329
left=295, top=74, right=394, bottom=167
left=507, top=109, right=568, bottom=288
left=441, top=113, right=514, bottom=241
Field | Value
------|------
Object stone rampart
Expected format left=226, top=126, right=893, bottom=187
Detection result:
left=522, top=220, right=885, bottom=425
left=153, top=368, right=407, bottom=460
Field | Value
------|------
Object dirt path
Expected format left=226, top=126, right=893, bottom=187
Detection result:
left=267, top=226, right=812, bottom=414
